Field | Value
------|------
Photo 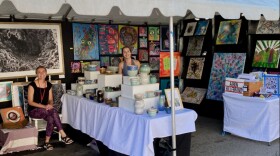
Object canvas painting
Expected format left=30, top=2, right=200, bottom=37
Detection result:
left=264, top=74, right=279, bottom=95
left=252, top=40, right=280, bottom=69
left=149, top=57, right=160, bottom=71
left=0, top=106, right=25, bottom=126
left=73, top=23, right=99, bottom=60
left=119, top=25, right=138, bottom=54
left=71, top=61, right=81, bottom=73
left=138, top=49, right=149, bottom=62
left=186, top=57, right=205, bottom=79
left=0, top=23, right=64, bottom=79
left=139, top=26, right=147, bottom=37
left=216, top=20, right=242, bottom=45
left=100, top=56, right=110, bottom=67
left=256, top=20, right=280, bottom=34
left=110, top=57, right=122, bottom=66
left=80, top=61, right=90, bottom=73
left=139, top=37, right=148, bottom=48
left=99, top=24, right=119, bottom=55
left=206, top=53, right=246, bottom=101
left=149, top=42, right=160, bottom=56
left=148, top=27, right=160, bottom=41
left=0, top=81, right=12, bottom=102
left=186, top=36, right=204, bottom=56
left=184, top=22, right=197, bottom=36
left=181, top=87, right=207, bottom=104
left=164, top=88, right=183, bottom=110
left=195, top=20, right=209, bottom=35
left=159, top=52, right=181, bottom=77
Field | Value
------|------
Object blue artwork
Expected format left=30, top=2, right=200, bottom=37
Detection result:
left=73, top=23, right=99, bottom=60
left=160, top=78, right=179, bottom=91
left=195, top=20, right=209, bottom=35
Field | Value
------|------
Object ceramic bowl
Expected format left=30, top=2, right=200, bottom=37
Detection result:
left=87, top=64, right=97, bottom=71
left=127, top=65, right=138, bottom=71
left=134, top=93, right=144, bottom=100
left=105, top=70, right=113, bottom=75
left=107, top=66, right=119, bottom=73
left=100, top=67, right=106, bottom=74
left=147, top=107, right=158, bottom=117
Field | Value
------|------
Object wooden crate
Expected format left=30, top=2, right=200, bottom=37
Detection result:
left=243, top=81, right=263, bottom=96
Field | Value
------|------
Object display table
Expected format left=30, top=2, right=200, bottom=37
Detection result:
left=0, top=125, right=37, bottom=155
left=223, top=93, right=279, bottom=143
left=61, top=94, right=197, bottom=156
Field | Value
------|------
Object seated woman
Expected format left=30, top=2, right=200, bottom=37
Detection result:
left=28, top=66, right=74, bottom=150
left=118, top=46, right=141, bottom=76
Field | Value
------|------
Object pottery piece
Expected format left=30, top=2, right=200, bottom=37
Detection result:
left=139, top=64, right=151, bottom=74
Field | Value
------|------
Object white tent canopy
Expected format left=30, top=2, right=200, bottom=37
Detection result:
left=0, top=0, right=279, bottom=24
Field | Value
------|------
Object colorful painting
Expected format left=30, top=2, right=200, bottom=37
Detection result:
left=119, top=25, right=138, bottom=54
left=149, top=42, right=160, bottom=56
left=148, top=27, right=160, bottom=41
left=184, top=22, right=197, bottom=36
left=149, top=57, right=160, bottom=71
left=216, top=20, right=241, bottom=45
left=73, top=23, right=99, bottom=60
left=195, top=20, right=209, bottom=35
left=160, top=78, right=180, bottom=91
left=71, top=61, right=81, bottom=73
left=80, top=61, right=90, bottom=73
left=138, top=49, right=149, bottom=62
left=100, top=56, right=110, bottom=67
left=0, top=81, right=12, bottom=102
left=160, top=26, right=171, bottom=51
left=164, top=88, right=183, bottom=110
left=110, top=57, right=122, bottom=66
left=139, top=37, right=148, bottom=48
left=256, top=20, right=280, bottom=34
left=0, top=106, right=25, bottom=126
left=186, top=57, right=205, bottom=79
left=206, top=53, right=246, bottom=101
left=186, top=36, right=204, bottom=56
left=99, top=24, right=119, bottom=55
left=264, top=74, right=279, bottom=95
left=159, top=52, right=181, bottom=77
left=181, top=87, right=207, bottom=104
left=139, top=27, right=147, bottom=37
left=252, top=40, right=280, bottom=68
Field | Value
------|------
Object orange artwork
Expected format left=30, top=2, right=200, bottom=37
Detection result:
left=159, top=52, right=181, bottom=77
left=0, top=106, right=26, bottom=127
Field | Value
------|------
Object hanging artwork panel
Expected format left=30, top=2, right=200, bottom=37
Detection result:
left=148, top=27, right=160, bottom=41
left=256, top=20, right=280, bottom=34
left=110, top=57, right=122, bottom=66
left=181, top=87, right=207, bottom=104
left=184, top=22, right=197, bottom=36
left=186, top=36, right=204, bottom=56
left=186, top=57, right=205, bottom=79
left=80, top=61, right=90, bottom=73
left=139, top=37, right=148, bottom=48
left=71, top=61, right=81, bottom=73
left=195, top=20, right=209, bottom=35
left=159, top=52, right=181, bottom=77
left=73, top=23, right=99, bottom=60
left=99, top=24, right=119, bottom=55
left=118, top=25, right=138, bottom=54
left=100, top=56, right=110, bottom=67
left=0, top=81, right=12, bottom=102
left=216, top=20, right=242, bottom=45
left=160, top=26, right=172, bottom=51
left=149, top=57, right=160, bottom=71
left=252, top=40, right=280, bottom=69
left=138, top=49, right=149, bottom=62
left=206, top=53, right=246, bottom=101
left=149, top=42, right=160, bottom=56
left=263, top=74, right=280, bottom=96
left=139, top=26, right=147, bottom=37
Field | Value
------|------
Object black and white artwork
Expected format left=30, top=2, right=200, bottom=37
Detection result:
left=0, top=23, right=64, bottom=79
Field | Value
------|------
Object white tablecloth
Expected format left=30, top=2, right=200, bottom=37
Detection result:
left=61, top=94, right=197, bottom=156
left=223, top=93, right=279, bottom=142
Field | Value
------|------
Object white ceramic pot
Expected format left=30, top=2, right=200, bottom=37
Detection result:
left=135, top=100, right=145, bottom=115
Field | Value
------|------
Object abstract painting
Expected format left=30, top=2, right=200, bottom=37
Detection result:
left=73, top=23, right=99, bottom=60
left=159, top=52, right=181, bottom=77
left=195, top=20, right=209, bottom=36
left=80, top=61, right=90, bottom=73
left=0, top=81, right=12, bottom=102
left=100, top=56, right=110, bottom=67
left=138, top=49, right=149, bottom=62
left=0, top=23, right=64, bottom=79
left=119, top=25, right=138, bottom=54
left=206, top=53, right=246, bottom=101
left=264, top=74, right=279, bottom=95
left=99, top=24, right=119, bottom=55
left=71, top=61, right=81, bottom=73
left=149, top=57, right=160, bottom=71
left=148, top=27, right=160, bottom=41
left=139, top=26, right=147, bottom=37
left=256, top=20, right=280, bottom=34
left=0, top=106, right=25, bottom=126
left=186, top=57, right=205, bottom=79
left=216, top=20, right=242, bottom=45
left=184, top=22, right=197, bottom=36
left=139, top=37, right=148, bottom=48
left=149, top=41, right=160, bottom=56
left=252, top=40, right=280, bottom=68
left=186, top=36, right=204, bottom=56
left=181, top=87, right=207, bottom=104
left=110, top=57, right=122, bottom=66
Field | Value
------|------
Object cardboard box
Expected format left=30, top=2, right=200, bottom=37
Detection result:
left=224, top=78, right=245, bottom=95
left=243, top=81, right=263, bottom=96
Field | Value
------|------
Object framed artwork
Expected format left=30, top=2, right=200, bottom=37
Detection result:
left=184, top=22, right=197, bottom=36
left=71, top=61, right=81, bottom=73
left=149, top=57, right=160, bottom=71
left=148, top=27, right=160, bottom=41
left=160, top=26, right=170, bottom=51
left=216, top=20, right=242, bottom=45
left=206, top=53, right=246, bottom=101
left=139, top=26, right=147, bottom=37
left=99, top=24, right=119, bottom=55
left=149, top=41, right=160, bottom=56
left=181, top=87, right=207, bottom=104
left=252, top=40, right=280, bottom=69
left=110, top=57, right=122, bottom=66
left=186, top=36, right=204, bottom=56
left=11, top=82, right=29, bottom=116
left=139, top=37, right=148, bottom=48
left=0, top=81, right=12, bottom=102
left=80, top=61, right=90, bottom=73
left=164, top=88, right=183, bottom=110
left=138, top=49, right=149, bottom=62
left=186, top=57, right=205, bottom=79
left=195, top=20, right=209, bottom=36
left=0, top=106, right=25, bottom=126
left=0, top=23, right=64, bottom=79
left=119, top=25, right=138, bottom=54
left=264, top=74, right=280, bottom=95
left=73, top=23, right=99, bottom=60
left=256, top=19, right=280, bottom=34
left=159, top=52, right=181, bottom=77
left=100, top=56, right=110, bottom=67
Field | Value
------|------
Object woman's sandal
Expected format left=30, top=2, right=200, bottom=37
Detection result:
left=61, top=136, right=74, bottom=145
left=44, top=142, right=54, bottom=150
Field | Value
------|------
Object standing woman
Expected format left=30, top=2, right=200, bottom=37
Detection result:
left=118, top=46, right=141, bottom=76
left=28, top=66, right=73, bottom=150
